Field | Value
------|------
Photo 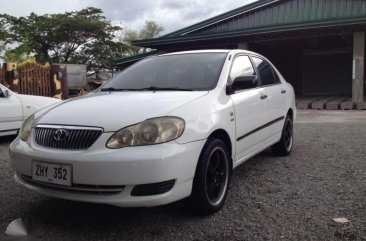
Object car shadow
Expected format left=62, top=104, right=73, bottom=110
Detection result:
left=22, top=197, right=203, bottom=238
left=0, top=135, right=17, bottom=144
left=18, top=148, right=280, bottom=239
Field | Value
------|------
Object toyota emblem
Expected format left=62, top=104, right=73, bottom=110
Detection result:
left=53, top=129, right=69, bottom=142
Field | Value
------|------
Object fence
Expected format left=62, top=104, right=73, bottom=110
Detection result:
left=0, top=62, right=67, bottom=99
left=0, top=66, right=5, bottom=86
left=18, top=63, right=51, bottom=96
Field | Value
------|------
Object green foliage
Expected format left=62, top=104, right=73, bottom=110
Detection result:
left=121, top=20, right=164, bottom=55
left=0, top=9, right=164, bottom=69
left=0, top=17, right=13, bottom=53
left=0, top=8, right=126, bottom=69
left=139, top=20, right=164, bottom=40
left=2, top=45, right=31, bottom=62
left=71, top=39, right=129, bottom=69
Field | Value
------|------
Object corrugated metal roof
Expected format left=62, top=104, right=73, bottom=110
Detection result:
left=191, top=0, right=366, bottom=36
left=114, top=51, right=159, bottom=66
left=132, top=0, right=366, bottom=48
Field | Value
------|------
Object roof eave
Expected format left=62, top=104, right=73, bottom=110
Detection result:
left=133, top=17, right=366, bottom=48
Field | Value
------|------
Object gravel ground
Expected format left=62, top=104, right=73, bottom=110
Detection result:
left=0, top=110, right=365, bottom=241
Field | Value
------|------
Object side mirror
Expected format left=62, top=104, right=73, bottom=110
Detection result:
left=3, top=89, right=10, bottom=98
left=227, top=75, right=258, bottom=94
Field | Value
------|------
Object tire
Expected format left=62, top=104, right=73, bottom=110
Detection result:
left=272, top=114, right=293, bottom=156
left=190, top=138, right=231, bottom=215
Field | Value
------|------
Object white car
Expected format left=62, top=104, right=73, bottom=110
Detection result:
left=0, top=84, right=60, bottom=137
left=10, top=50, right=295, bottom=214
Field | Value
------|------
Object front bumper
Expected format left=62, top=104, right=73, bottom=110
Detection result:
left=9, top=134, right=205, bottom=207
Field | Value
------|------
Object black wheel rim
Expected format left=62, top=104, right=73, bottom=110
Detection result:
left=284, top=119, right=293, bottom=151
left=205, top=147, right=229, bottom=206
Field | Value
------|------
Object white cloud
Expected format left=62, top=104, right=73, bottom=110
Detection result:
left=0, top=0, right=258, bottom=33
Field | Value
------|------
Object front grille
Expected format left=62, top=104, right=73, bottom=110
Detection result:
left=131, top=180, right=175, bottom=196
left=19, top=174, right=124, bottom=195
left=34, top=125, right=103, bottom=150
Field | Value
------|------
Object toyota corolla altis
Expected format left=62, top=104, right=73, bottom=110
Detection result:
left=10, top=50, right=296, bottom=214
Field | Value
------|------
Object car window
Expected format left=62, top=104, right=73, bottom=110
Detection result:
left=0, top=87, right=4, bottom=98
left=101, top=53, right=228, bottom=91
left=229, top=56, right=256, bottom=83
left=252, top=57, right=277, bottom=86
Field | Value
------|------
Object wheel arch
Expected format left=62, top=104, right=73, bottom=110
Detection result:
left=206, top=129, right=233, bottom=169
left=287, top=108, right=294, bottom=120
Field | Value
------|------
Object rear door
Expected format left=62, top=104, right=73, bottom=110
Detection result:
left=0, top=85, right=23, bottom=133
left=229, top=55, right=269, bottom=162
left=251, top=56, right=286, bottom=137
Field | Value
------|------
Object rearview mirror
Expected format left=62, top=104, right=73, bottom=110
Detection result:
left=227, top=75, right=258, bottom=94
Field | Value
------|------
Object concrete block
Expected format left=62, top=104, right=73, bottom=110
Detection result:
left=326, top=96, right=351, bottom=110
left=311, top=95, right=340, bottom=110
left=340, top=98, right=353, bottom=110
left=296, top=96, right=325, bottom=110
left=357, top=102, right=366, bottom=110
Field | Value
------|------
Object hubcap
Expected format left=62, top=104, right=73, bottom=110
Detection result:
left=205, top=147, right=229, bottom=206
left=284, top=119, right=293, bottom=151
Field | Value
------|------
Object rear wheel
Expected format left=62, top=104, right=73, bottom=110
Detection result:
left=190, top=138, right=231, bottom=215
left=272, top=115, right=293, bottom=156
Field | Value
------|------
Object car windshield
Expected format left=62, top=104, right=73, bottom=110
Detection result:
left=101, top=53, right=228, bottom=91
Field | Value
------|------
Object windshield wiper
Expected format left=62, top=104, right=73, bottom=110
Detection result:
left=101, top=86, right=196, bottom=92
left=101, top=87, right=118, bottom=92
left=100, top=87, right=136, bottom=92
left=139, top=86, right=195, bottom=91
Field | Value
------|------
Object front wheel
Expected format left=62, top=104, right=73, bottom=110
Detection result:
left=272, top=115, right=293, bottom=156
left=190, top=139, right=231, bottom=215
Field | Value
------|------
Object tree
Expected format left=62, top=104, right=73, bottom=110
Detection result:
left=122, top=20, right=164, bottom=55
left=71, top=39, right=129, bottom=70
left=0, top=8, right=127, bottom=69
left=2, top=45, right=31, bottom=62
left=0, top=18, right=13, bottom=53
left=0, top=26, right=6, bottom=53
left=139, top=20, right=164, bottom=40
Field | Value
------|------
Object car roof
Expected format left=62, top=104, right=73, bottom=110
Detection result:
left=159, top=49, right=258, bottom=57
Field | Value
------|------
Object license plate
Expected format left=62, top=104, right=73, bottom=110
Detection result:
left=32, top=161, right=72, bottom=186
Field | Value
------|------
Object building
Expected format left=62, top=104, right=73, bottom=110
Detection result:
left=115, top=0, right=366, bottom=109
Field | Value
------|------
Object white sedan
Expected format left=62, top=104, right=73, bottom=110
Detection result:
left=10, top=50, right=296, bottom=214
left=0, top=84, right=60, bottom=137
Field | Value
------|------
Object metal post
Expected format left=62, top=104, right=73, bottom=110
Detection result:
left=352, top=32, right=365, bottom=109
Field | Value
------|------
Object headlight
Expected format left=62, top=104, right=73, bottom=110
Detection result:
left=106, top=117, right=185, bottom=149
left=19, top=114, right=34, bottom=141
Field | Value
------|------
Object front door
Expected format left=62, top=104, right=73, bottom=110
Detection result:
left=229, top=55, right=269, bottom=163
left=251, top=57, right=286, bottom=137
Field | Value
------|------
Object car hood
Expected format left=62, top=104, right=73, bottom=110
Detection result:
left=36, top=91, right=208, bottom=132
left=17, top=94, right=61, bottom=108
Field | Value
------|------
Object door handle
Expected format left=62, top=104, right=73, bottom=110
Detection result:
left=260, top=94, right=268, bottom=100
left=281, top=89, right=286, bottom=94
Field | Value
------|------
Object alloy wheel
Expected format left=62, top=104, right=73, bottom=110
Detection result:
left=284, top=119, right=293, bottom=151
left=205, top=147, right=229, bottom=206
